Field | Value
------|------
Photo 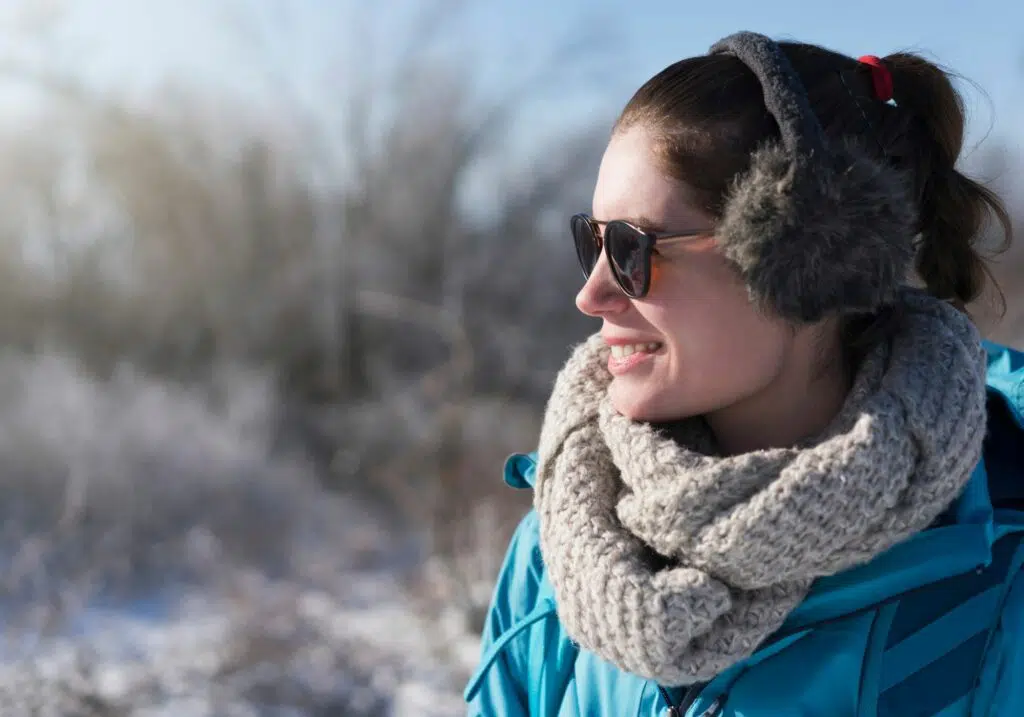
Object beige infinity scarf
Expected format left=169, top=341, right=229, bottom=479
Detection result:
left=534, top=289, right=988, bottom=686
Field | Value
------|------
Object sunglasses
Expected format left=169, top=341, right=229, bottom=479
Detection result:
left=570, top=213, right=711, bottom=298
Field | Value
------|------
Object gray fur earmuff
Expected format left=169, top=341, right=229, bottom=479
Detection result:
left=708, top=32, right=917, bottom=323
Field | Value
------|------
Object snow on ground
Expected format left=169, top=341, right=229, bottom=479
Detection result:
left=1, top=534, right=481, bottom=716
left=0, top=352, right=483, bottom=716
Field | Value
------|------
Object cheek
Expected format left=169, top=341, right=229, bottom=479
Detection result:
left=654, top=289, right=789, bottom=381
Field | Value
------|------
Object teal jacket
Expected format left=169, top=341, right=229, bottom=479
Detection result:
left=466, top=341, right=1024, bottom=716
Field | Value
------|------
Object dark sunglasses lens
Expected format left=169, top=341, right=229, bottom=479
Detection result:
left=605, top=222, right=647, bottom=297
left=571, top=216, right=600, bottom=277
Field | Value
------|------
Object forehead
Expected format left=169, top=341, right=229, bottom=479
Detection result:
left=592, top=126, right=708, bottom=229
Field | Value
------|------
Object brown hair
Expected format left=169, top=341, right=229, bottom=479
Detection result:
left=615, top=42, right=1012, bottom=343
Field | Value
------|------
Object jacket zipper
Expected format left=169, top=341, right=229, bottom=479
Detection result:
left=660, top=681, right=721, bottom=716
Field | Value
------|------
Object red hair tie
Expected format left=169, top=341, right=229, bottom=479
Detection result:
left=858, top=55, right=894, bottom=103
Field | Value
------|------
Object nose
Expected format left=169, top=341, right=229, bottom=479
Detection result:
left=575, top=253, right=631, bottom=318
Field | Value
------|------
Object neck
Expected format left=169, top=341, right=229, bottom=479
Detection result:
left=705, top=339, right=852, bottom=455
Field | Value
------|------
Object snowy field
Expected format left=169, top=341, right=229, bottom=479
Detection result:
left=0, top=351, right=481, bottom=716
left=1, top=571, right=478, bottom=716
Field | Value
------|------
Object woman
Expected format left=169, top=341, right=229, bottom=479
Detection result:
left=464, top=32, right=1024, bottom=716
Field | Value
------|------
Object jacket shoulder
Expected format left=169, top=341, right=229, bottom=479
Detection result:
left=982, top=341, right=1024, bottom=512
left=971, top=537, right=1024, bottom=714
left=464, top=506, right=556, bottom=710
left=497, top=508, right=547, bottom=616
left=984, top=340, right=1024, bottom=421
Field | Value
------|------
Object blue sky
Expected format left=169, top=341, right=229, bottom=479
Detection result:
left=1, top=0, right=1021, bottom=160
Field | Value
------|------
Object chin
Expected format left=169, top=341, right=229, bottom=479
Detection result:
left=609, top=378, right=705, bottom=423
left=608, top=382, right=663, bottom=422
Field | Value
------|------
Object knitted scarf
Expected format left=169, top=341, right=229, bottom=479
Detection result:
left=534, top=289, right=988, bottom=686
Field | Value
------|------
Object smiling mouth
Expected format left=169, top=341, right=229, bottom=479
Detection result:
left=609, top=343, right=662, bottom=359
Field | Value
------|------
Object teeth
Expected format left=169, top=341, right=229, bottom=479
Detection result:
left=610, top=343, right=661, bottom=359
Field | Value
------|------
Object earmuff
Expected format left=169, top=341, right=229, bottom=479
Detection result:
left=708, top=32, right=917, bottom=323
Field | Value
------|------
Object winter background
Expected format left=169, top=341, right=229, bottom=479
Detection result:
left=0, top=1, right=1022, bottom=715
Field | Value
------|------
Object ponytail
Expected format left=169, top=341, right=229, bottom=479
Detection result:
left=882, top=53, right=1013, bottom=311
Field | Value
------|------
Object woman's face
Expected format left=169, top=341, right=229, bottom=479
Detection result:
left=577, top=125, right=838, bottom=446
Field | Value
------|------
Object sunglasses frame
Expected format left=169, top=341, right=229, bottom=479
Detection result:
left=571, top=213, right=710, bottom=298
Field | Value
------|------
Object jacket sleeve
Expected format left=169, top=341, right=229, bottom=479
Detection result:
left=975, top=557, right=1024, bottom=715
left=465, top=509, right=546, bottom=716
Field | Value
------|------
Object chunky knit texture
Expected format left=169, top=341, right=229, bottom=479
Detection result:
left=534, top=289, right=988, bottom=687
